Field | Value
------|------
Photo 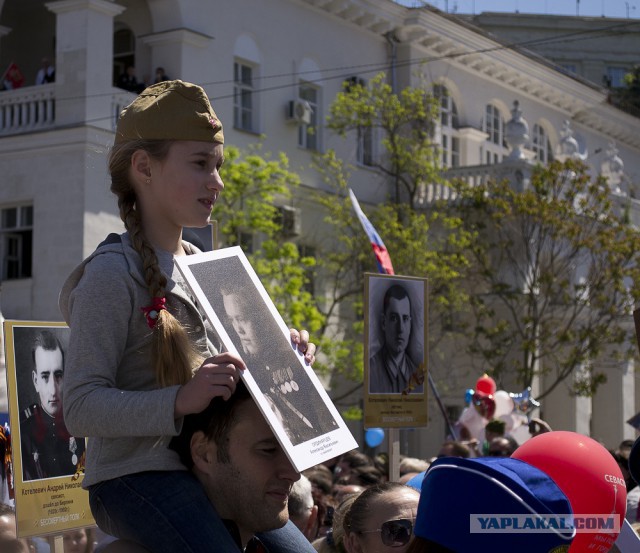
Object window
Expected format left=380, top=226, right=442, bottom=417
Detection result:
left=434, top=84, right=460, bottom=168
left=606, top=66, right=629, bottom=89
left=532, top=124, right=553, bottom=164
left=482, top=104, right=507, bottom=165
left=1, top=205, right=33, bottom=280
left=346, top=77, right=377, bottom=166
left=234, top=61, right=257, bottom=132
left=358, top=126, right=377, bottom=166
left=298, top=83, right=319, bottom=151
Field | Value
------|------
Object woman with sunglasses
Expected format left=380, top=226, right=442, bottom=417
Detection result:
left=342, top=482, right=420, bottom=553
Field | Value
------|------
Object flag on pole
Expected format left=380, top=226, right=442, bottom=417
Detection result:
left=349, top=188, right=394, bottom=275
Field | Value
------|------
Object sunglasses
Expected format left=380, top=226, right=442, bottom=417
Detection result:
left=360, top=518, right=413, bottom=547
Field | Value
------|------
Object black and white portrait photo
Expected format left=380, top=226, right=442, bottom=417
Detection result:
left=7, top=323, right=86, bottom=481
left=366, top=275, right=427, bottom=395
left=175, top=247, right=358, bottom=471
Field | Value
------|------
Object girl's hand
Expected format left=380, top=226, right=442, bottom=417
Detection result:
left=174, top=352, right=246, bottom=418
left=290, top=328, right=316, bottom=365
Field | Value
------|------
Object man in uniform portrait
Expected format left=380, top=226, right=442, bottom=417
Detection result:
left=20, top=330, right=85, bottom=480
left=369, top=283, right=424, bottom=394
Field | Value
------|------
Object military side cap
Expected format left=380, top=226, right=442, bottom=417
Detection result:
left=414, top=457, right=575, bottom=553
left=115, top=80, right=224, bottom=145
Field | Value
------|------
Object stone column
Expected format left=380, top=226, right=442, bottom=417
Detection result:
left=46, top=0, right=125, bottom=129
left=140, top=29, right=213, bottom=85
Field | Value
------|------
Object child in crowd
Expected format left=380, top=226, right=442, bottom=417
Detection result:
left=59, top=80, right=316, bottom=553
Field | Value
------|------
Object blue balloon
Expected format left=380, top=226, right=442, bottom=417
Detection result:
left=365, top=427, right=385, bottom=448
left=464, top=388, right=475, bottom=405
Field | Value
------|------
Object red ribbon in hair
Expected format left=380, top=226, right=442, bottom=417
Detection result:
left=141, top=297, right=167, bottom=329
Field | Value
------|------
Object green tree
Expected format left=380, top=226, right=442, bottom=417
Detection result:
left=450, top=159, right=640, bottom=398
left=311, top=73, right=473, bottom=391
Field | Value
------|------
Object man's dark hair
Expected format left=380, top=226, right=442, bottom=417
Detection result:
left=382, top=284, right=410, bottom=315
left=31, top=330, right=64, bottom=369
left=170, top=380, right=253, bottom=468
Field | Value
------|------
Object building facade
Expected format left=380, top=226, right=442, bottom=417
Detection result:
left=0, top=0, right=638, bottom=457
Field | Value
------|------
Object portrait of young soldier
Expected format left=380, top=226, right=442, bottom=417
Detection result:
left=369, top=283, right=424, bottom=395
left=20, top=329, right=85, bottom=480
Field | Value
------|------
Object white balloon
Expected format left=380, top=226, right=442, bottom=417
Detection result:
left=493, top=390, right=515, bottom=418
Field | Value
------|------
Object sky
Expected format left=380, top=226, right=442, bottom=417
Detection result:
left=399, top=0, right=640, bottom=19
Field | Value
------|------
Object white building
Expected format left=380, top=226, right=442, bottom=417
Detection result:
left=0, top=0, right=638, bottom=457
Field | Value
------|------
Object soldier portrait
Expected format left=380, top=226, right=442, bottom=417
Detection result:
left=14, top=327, right=85, bottom=481
left=186, top=255, right=339, bottom=446
left=367, top=276, right=426, bottom=395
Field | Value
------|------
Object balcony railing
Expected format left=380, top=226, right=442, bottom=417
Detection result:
left=0, top=84, right=56, bottom=136
left=0, top=85, right=135, bottom=137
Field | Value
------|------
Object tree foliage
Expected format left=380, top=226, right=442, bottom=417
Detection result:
left=450, top=159, right=640, bottom=397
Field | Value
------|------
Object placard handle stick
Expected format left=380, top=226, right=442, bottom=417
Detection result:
left=388, top=427, right=400, bottom=482
left=53, top=535, right=63, bottom=553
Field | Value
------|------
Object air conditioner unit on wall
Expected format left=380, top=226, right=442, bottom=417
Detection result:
left=279, top=205, right=302, bottom=237
left=286, top=99, right=313, bottom=125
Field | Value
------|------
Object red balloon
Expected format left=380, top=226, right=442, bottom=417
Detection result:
left=512, top=431, right=627, bottom=553
left=475, top=373, right=497, bottom=395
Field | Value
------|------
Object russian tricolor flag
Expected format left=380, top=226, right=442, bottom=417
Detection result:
left=349, top=189, right=394, bottom=275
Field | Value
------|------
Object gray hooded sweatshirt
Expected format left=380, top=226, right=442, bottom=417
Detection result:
left=59, top=233, right=217, bottom=488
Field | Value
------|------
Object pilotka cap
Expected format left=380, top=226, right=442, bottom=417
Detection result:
left=115, top=80, right=224, bottom=145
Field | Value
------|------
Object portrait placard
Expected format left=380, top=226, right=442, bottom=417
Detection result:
left=175, top=247, right=358, bottom=472
left=3, top=320, right=94, bottom=538
left=364, top=273, right=428, bottom=428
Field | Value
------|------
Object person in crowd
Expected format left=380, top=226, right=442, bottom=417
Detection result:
left=59, top=79, right=316, bottom=553
left=20, top=330, right=85, bottom=480
left=435, top=440, right=472, bottom=459
left=312, top=494, right=360, bottom=553
left=335, top=464, right=384, bottom=488
left=49, top=528, right=95, bottom=553
left=399, top=457, right=429, bottom=478
left=304, top=464, right=336, bottom=539
left=153, top=67, right=170, bottom=84
left=331, top=484, right=365, bottom=507
left=332, top=451, right=373, bottom=484
left=170, top=380, right=303, bottom=551
left=404, top=456, right=575, bottom=552
left=0, top=503, right=30, bottom=553
left=369, top=284, right=423, bottom=394
left=289, top=475, right=319, bottom=541
left=342, top=482, right=420, bottom=553
left=116, top=66, right=144, bottom=93
left=35, top=58, right=55, bottom=85
left=485, top=435, right=519, bottom=458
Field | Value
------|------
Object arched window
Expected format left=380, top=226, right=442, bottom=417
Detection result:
left=434, top=84, right=460, bottom=168
left=532, top=124, right=553, bottom=164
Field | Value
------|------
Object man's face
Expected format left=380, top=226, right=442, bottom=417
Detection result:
left=195, top=400, right=300, bottom=544
left=382, top=296, right=412, bottom=355
left=32, top=346, right=63, bottom=417
left=222, top=293, right=259, bottom=355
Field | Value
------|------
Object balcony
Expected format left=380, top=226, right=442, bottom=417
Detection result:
left=0, top=84, right=135, bottom=137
